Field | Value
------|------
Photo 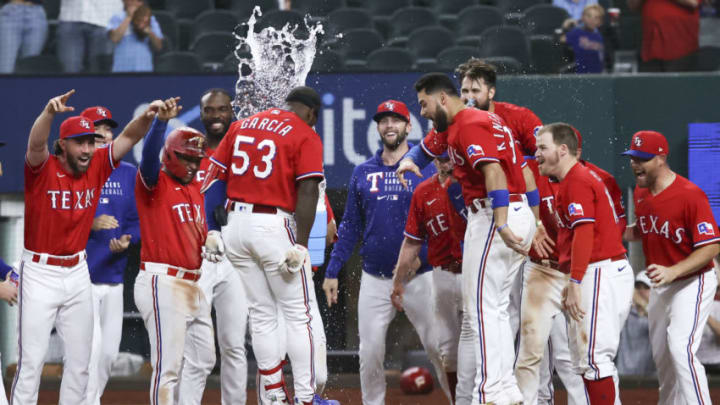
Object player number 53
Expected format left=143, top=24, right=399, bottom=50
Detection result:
left=231, top=135, right=277, bottom=179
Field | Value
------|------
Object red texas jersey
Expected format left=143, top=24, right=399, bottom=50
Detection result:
left=582, top=160, right=627, bottom=236
left=526, top=159, right=560, bottom=263
left=208, top=108, right=324, bottom=212
left=25, top=145, right=117, bottom=255
left=136, top=170, right=207, bottom=270
left=492, top=101, right=543, bottom=156
left=404, top=174, right=465, bottom=267
left=555, top=163, right=626, bottom=272
left=420, top=108, right=526, bottom=206
left=634, top=175, right=720, bottom=278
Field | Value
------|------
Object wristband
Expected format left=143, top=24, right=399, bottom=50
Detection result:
left=536, top=219, right=543, bottom=227
left=570, top=278, right=582, bottom=284
left=488, top=189, right=509, bottom=209
left=526, top=189, right=540, bottom=207
left=497, top=223, right=509, bottom=232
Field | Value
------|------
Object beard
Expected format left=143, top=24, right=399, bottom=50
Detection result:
left=66, top=153, right=91, bottom=175
left=433, top=105, right=449, bottom=133
left=381, top=130, right=408, bottom=151
left=202, top=118, right=231, bottom=145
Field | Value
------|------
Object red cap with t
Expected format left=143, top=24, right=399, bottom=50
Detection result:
left=81, top=106, right=118, bottom=128
left=373, top=100, right=410, bottom=122
left=621, top=130, right=669, bottom=159
left=59, top=116, right=102, bottom=140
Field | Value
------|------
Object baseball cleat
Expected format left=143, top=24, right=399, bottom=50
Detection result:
left=308, top=394, right=340, bottom=405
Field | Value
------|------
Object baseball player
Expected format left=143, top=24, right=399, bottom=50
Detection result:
left=323, top=99, right=452, bottom=405
left=534, top=123, right=633, bottom=405
left=202, top=86, right=338, bottom=405
left=133, top=98, right=223, bottom=405
left=12, top=89, right=156, bottom=405
left=390, top=153, right=467, bottom=403
left=80, top=106, right=140, bottom=405
left=397, top=73, right=537, bottom=405
left=178, top=88, right=250, bottom=405
left=623, top=130, right=720, bottom=404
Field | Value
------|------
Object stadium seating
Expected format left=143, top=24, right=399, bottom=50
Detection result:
left=192, top=10, right=240, bottom=42
left=407, top=26, right=455, bottom=63
left=153, top=11, right=179, bottom=51
left=520, top=4, right=569, bottom=36
left=166, top=0, right=213, bottom=19
left=456, top=6, right=504, bottom=47
left=365, top=0, right=412, bottom=16
left=366, top=47, right=415, bottom=71
left=15, top=55, right=62, bottom=75
left=697, top=46, right=720, bottom=71
left=436, top=46, right=480, bottom=72
left=255, top=9, right=309, bottom=39
left=530, top=35, right=573, bottom=73
left=292, top=0, right=347, bottom=17
left=387, top=7, right=438, bottom=47
left=336, top=28, right=384, bottom=67
left=482, top=56, right=523, bottom=74
left=324, top=7, right=374, bottom=41
left=478, top=26, right=531, bottom=70
left=190, top=31, right=238, bottom=65
left=618, top=15, right=643, bottom=51
left=230, top=0, right=278, bottom=21
left=43, top=0, right=60, bottom=20
left=311, top=49, right=346, bottom=73
left=154, top=51, right=203, bottom=73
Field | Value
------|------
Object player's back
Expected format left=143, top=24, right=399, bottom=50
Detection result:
left=210, top=108, right=323, bottom=213
left=493, top=101, right=542, bottom=156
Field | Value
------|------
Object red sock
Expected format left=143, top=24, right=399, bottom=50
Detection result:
left=446, top=371, right=457, bottom=402
left=583, top=376, right=615, bottom=405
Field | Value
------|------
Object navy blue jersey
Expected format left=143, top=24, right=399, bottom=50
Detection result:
left=326, top=144, right=436, bottom=279
left=86, top=161, right=140, bottom=284
left=566, top=26, right=604, bottom=73
left=0, top=258, right=11, bottom=280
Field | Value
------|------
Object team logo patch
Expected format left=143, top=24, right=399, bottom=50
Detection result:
left=634, top=136, right=642, bottom=147
left=466, top=144, right=484, bottom=158
left=568, top=202, right=584, bottom=216
left=698, top=222, right=715, bottom=236
left=79, top=118, right=91, bottom=129
left=384, top=101, right=395, bottom=111
left=97, top=107, right=107, bottom=117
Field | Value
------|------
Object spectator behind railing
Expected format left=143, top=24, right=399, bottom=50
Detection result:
left=697, top=258, right=720, bottom=374
left=57, top=0, right=122, bottom=73
left=0, top=0, right=48, bottom=74
left=628, top=0, right=700, bottom=71
left=616, top=270, right=657, bottom=376
left=108, top=0, right=163, bottom=73
left=553, top=0, right=598, bottom=21
left=564, top=4, right=606, bottom=73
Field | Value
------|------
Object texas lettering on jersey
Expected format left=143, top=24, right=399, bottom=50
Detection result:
left=46, top=188, right=97, bottom=209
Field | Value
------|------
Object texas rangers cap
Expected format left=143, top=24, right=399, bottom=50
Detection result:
left=81, top=106, right=118, bottom=128
left=635, top=270, right=652, bottom=287
left=59, top=116, right=102, bottom=140
left=621, top=130, right=669, bottom=160
left=373, top=100, right=410, bottom=123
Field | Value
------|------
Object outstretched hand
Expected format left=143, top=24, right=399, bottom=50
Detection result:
left=45, top=89, right=76, bottom=115
left=396, top=158, right=423, bottom=189
left=498, top=225, right=527, bottom=255
left=531, top=223, right=555, bottom=258
left=153, top=97, right=182, bottom=121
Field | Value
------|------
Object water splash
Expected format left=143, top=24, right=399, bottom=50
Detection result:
left=232, top=7, right=324, bottom=120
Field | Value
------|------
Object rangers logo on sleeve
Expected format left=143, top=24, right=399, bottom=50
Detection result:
left=568, top=202, right=584, bottom=216
left=466, top=144, right=485, bottom=158
left=698, top=222, right=715, bottom=236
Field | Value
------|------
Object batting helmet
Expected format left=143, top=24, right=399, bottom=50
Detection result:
left=399, top=367, right=434, bottom=395
left=162, top=127, right=207, bottom=181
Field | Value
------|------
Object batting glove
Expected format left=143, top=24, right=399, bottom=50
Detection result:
left=201, top=230, right=225, bottom=263
left=279, top=244, right=308, bottom=274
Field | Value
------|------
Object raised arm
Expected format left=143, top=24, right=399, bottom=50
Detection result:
left=114, top=97, right=180, bottom=163
left=27, top=90, right=76, bottom=167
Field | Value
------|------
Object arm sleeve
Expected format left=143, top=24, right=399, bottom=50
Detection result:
left=404, top=191, right=426, bottom=241
left=458, top=121, right=500, bottom=169
left=570, top=222, right=594, bottom=281
left=446, top=181, right=468, bottom=221
left=138, top=117, right=167, bottom=188
left=419, top=128, right=448, bottom=159
left=519, top=109, right=542, bottom=156
left=204, top=178, right=227, bottom=231
left=688, top=192, right=720, bottom=248
left=107, top=13, right=122, bottom=31
left=326, top=170, right=364, bottom=278
left=150, top=16, right=163, bottom=38
left=123, top=174, right=141, bottom=244
left=0, top=258, right=11, bottom=280
left=565, top=177, right=596, bottom=229
left=295, top=131, right=324, bottom=181
left=405, top=143, right=433, bottom=169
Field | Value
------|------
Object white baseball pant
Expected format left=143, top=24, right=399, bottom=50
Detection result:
left=11, top=250, right=93, bottom=405
left=134, top=269, right=215, bottom=405
left=274, top=261, right=328, bottom=396
left=566, top=259, right=633, bottom=383
left=516, top=260, right=586, bottom=405
left=358, top=270, right=452, bottom=405
left=178, top=257, right=249, bottom=405
left=432, top=268, right=463, bottom=374
left=463, top=198, right=536, bottom=405
left=648, top=269, right=717, bottom=405
left=84, top=283, right=124, bottom=405
left=1, top=352, right=8, bottom=405
left=222, top=205, right=316, bottom=403
left=456, top=309, right=477, bottom=405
